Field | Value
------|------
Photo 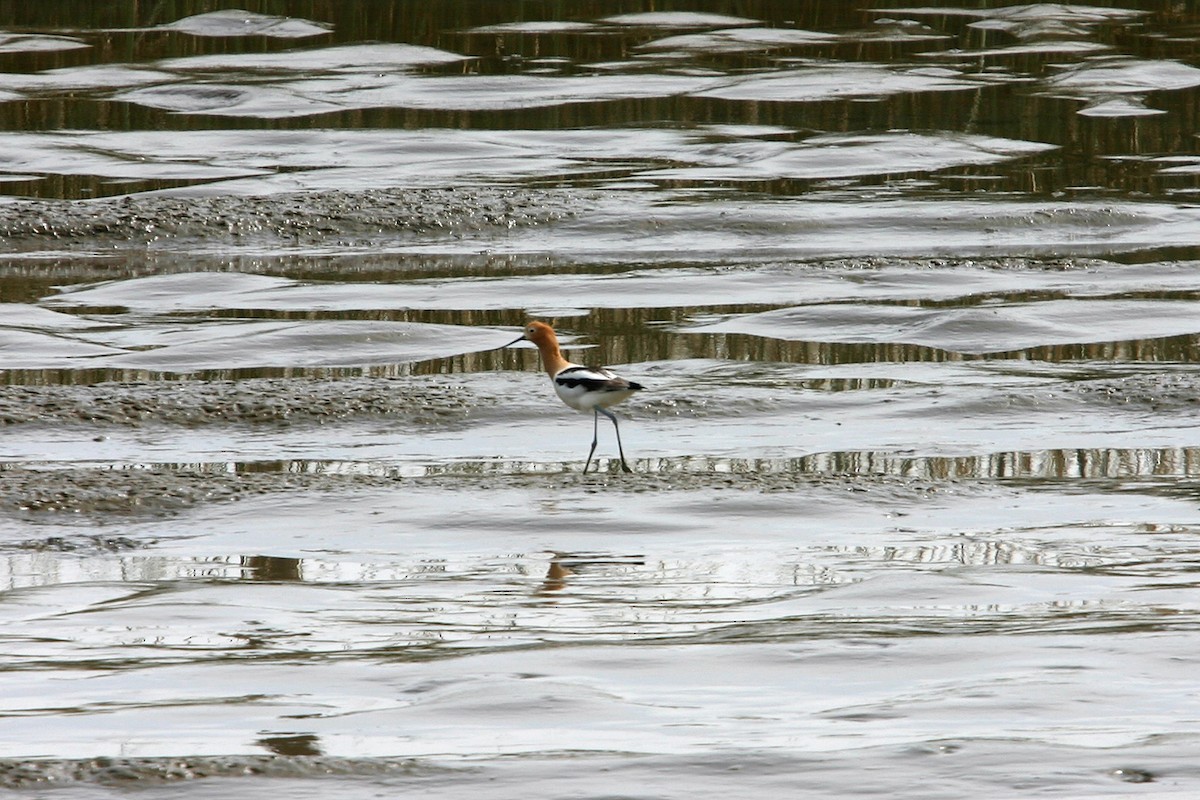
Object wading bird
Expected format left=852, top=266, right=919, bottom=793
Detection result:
left=500, top=321, right=643, bottom=474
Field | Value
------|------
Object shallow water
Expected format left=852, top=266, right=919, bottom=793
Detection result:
left=3, top=1, right=1200, bottom=797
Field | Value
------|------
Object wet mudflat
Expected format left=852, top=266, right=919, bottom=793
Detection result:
left=3, top=1, right=1200, bottom=797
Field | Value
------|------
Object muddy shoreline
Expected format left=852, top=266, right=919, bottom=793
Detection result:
left=0, top=460, right=962, bottom=523
left=0, top=186, right=588, bottom=250
left=0, top=754, right=433, bottom=789
left=0, top=376, right=478, bottom=425
left=3, top=359, right=1199, bottom=523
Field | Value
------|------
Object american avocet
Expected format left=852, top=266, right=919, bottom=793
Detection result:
left=501, top=321, right=644, bottom=474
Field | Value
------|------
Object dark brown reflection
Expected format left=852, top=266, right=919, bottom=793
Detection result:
left=0, top=252, right=641, bottom=305
left=256, top=733, right=322, bottom=757
left=5, top=322, right=1200, bottom=388
left=241, top=555, right=303, bottom=582
left=461, top=323, right=1200, bottom=376
left=0, top=1, right=1196, bottom=200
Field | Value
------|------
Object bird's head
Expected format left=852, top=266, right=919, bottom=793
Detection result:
left=499, top=320, right=557, bottom=350
left=521, top=321, right=556, bottom=346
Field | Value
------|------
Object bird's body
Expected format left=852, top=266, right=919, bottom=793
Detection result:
left=552, top=365, right=643, bottom=413
left=502, top=321, right=643, bottom=473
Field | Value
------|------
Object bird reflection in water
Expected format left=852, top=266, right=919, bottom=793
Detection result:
left=536, top=552, right=645, bottom=595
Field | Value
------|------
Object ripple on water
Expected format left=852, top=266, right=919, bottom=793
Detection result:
left=151, top=10, right=332, bottom=39
left=4, top=3, right=1200, bottom=797
left=681, top=299, right=1200, bottom=354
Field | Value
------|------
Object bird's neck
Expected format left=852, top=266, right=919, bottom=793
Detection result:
left=538, top=342, right=570, bottom=378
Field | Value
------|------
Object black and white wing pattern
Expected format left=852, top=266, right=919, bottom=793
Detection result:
left=553, top=365, right=644, bottom=411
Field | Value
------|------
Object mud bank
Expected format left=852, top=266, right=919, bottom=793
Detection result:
left=0, top=462, right=957, bottom=521
left=0, top=376, right=477, bottom=425
left=0, top=754, right=433, bottom=789
left=0, top=187, right=588, bottom=251
left=0, top=466, right=397, bottom=518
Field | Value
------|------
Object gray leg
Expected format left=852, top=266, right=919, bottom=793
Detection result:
left=583, top=408, right=600, bottom=474
left=597, top=406, right=632, bottom=473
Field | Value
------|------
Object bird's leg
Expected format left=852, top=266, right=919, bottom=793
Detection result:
left=583, top=407, right=600, bottom=474
left=597, top=406, right=632, bottom=473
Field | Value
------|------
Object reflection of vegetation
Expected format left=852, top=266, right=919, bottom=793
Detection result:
left=12, top=445, right=1199, bottom=482
left=241, top=555, right=303, bottom=582
left=256, top=733, right=322, bottom=757
left=841, top=539, right=1110, bottom=569
left=799, top=446, right=1200, bottom=481
left=0, top=2, right=1196, bottom=200
left=7, top=292, right=1200, bottom=388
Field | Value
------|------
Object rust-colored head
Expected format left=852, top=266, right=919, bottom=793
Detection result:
left=499, top=320, right=568, bottom=376
left=521, top=320, right=558, bottom=348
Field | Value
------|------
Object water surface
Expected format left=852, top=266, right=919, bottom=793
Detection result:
left=2, top=1, right=1200, bottom=797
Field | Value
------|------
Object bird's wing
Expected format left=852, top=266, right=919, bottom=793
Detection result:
left=555, top=365, right=640, bottom=393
